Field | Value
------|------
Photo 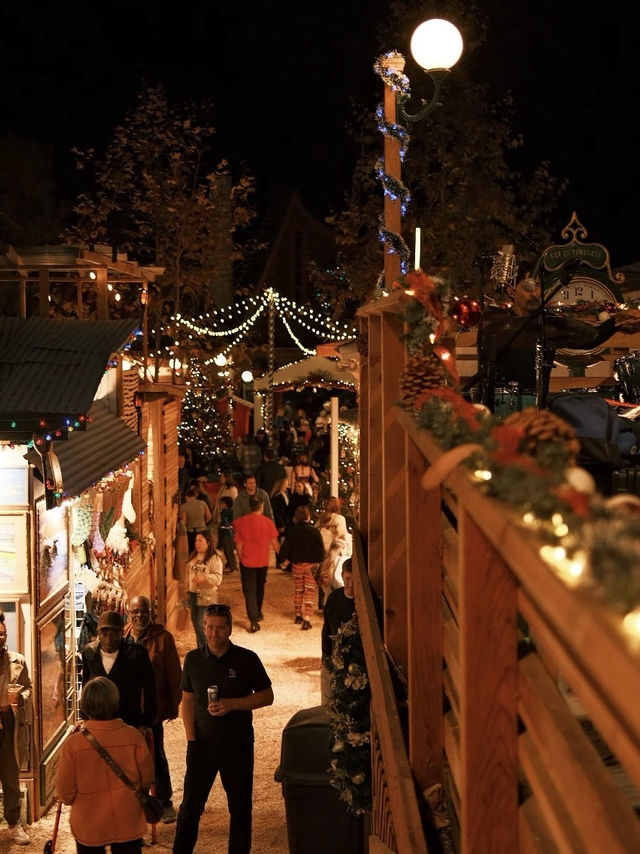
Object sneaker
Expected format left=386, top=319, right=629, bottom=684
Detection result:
left=10, top=825, right=30, bottom=845
left=301, top=620, right=312, bottom=631
left=294, top=615, right=303, bottom=624
left=162, top=805, right=177, bottom=824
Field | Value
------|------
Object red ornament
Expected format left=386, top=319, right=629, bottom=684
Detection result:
left=450, top=296, right=482, bottom=328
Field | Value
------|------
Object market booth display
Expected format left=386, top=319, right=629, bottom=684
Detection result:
left=0, top=317, right=180, bottom=820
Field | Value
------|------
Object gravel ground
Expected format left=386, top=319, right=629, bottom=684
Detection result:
left=9, top=566, right=323, bottom=853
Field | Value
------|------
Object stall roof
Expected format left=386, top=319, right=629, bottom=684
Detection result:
left=0, top=317, right=137, bottom=439
left=54, top=399, right=145, bottom=499
left=253, top=355, right=357, bottom=392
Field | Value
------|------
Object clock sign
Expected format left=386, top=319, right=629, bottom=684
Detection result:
left=546, top=274, right=620, bottom=308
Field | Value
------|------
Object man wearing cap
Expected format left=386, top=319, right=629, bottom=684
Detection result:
left=124, top=596, right=182, bottom=823
left=81, top=610, right=157, bottom=729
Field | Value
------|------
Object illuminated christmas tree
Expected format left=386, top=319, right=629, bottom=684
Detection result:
left=178, top=358, right=235, bottom=476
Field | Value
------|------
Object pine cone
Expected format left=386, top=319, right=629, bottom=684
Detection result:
left=503, top=407, right=580, bottom=460
left=400, top=352, right=447, bottom=407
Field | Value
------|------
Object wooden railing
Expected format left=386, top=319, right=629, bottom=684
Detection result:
left=355, top=292, right=640, bottom=854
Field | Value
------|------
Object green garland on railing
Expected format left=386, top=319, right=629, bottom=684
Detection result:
left=398, top=288, right=640, bottom=622
left=328, top=617, right=372, bottom=815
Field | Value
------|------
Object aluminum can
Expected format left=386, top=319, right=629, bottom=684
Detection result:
left=207, top=685, right=219, bottom=704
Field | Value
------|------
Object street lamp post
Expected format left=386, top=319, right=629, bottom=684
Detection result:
left=380, top=18, right=463, bottom=281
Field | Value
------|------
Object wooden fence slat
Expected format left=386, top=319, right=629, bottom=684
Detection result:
left=519, top=589, right=640, bottom=795
left=520, top=730, right=589, bottom=854
left=352, top=533, right=430, bottom=854
left=407, top=436, right=443, bottom=789
left=459, top=511, right=518, bottom=854
left=519, top=795, right=562, bottom=854
left=519, top=654, right=640, bottom=853
left=381, top=311, right=408, bottom=671
left=367, top=314, right=383, bottom=594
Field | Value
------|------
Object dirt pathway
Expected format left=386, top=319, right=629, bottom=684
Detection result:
left=18, top=567, right=323, bottom=853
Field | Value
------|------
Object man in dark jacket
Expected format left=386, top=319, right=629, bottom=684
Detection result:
left=124, top=596, right=182, bottom=823
left=81, top=610, right=157, bottom=729
left=254, top=448, right=286, bottom=496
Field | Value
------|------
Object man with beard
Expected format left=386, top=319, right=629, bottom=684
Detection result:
left=124, top=596, right=182, bottom=823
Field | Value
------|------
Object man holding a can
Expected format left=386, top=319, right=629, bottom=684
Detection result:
left=173, top=603, right=274, bottom=854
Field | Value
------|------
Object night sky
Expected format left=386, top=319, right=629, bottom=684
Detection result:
left=1, top=0, right=639, bottom=267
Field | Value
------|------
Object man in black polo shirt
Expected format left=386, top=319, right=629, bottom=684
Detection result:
left=173, top=603, right=274, bottom=854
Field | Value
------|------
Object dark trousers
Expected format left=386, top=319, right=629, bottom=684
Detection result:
left=0, top=709, right=20, bottom=826
left=173, top=738, right=254, bottom=854
left=239, top=565, right=268, bottom=622
left=151, top=722, right=172, bottom=805
left=219, top=529, right=237, bottom=570
left=76, top=841, right=142, bottom=854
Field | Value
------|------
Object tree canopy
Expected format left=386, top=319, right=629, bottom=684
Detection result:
left=66, top=84, right=258, bottom=318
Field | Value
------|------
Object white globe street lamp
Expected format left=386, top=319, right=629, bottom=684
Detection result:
left=410, top=18, right=463, bottom=72
left=397, top=18, right=464, bottom=127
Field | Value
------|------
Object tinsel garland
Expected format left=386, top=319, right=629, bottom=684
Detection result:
left=374, top=51, right=412, bottom=276
left=328, top=617, right=372, bottom=815
left=375, top=105, right=409, bottom=157
left=378, top=218, right=411, bottom=265
left=375, top=158, right=410, bottom=213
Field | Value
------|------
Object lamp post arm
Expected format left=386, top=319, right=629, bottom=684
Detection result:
left=397, top=69, right=449, bottom=128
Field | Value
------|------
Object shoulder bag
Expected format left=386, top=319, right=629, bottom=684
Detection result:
left=81, top=729, right=164, bottom=824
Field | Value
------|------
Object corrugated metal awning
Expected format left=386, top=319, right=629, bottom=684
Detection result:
left=54, top=399, right=146, bottom=499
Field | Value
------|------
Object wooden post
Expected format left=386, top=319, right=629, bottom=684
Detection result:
left=367, top=314, right=383, bottom=594
left=142, top=280, right=149, bottom=381
left=381, top=311, right=407, bottom=672
left=38, top=270, right=49, bottom=317
left=380, top=54, right=405, bottom=287
left=407, top=436, right=443, bottom=789
left=330, top=395, right=339, bottom=498
left=76, top=279, right=83, bottom=319
left=19, top=276, right=26, bottom=318
left=96, top=268, right=108, bottom=319
left=459, top=511, right=518, bottom=853
left=358, top=315, right=370, bottom=536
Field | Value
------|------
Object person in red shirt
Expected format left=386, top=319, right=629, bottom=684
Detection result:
left=232, top=497, right=280, bottom=633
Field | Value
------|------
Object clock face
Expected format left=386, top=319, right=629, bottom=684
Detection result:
left=544, top=275, right=620, bottom=364
left=546, top=275, right=618, bottom=307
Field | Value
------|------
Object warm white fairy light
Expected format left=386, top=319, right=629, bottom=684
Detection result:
left=473, top=469, right=492, bottom=481
left=170, top=289, right=357, bottom=354
left=622, top=609, right=640, bottom=645
left=279, top=311, right=316, bottom=355
left=539, top=544, right=587, bottom=586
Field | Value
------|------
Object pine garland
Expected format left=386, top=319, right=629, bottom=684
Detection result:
left=328, top=617, right=372, bottom=815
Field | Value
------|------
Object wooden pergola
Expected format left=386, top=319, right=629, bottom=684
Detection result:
left=0, top=243, right=163, bottom=320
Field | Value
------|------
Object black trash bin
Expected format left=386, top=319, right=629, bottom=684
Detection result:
left=275, top=705, right=364, bottom=854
